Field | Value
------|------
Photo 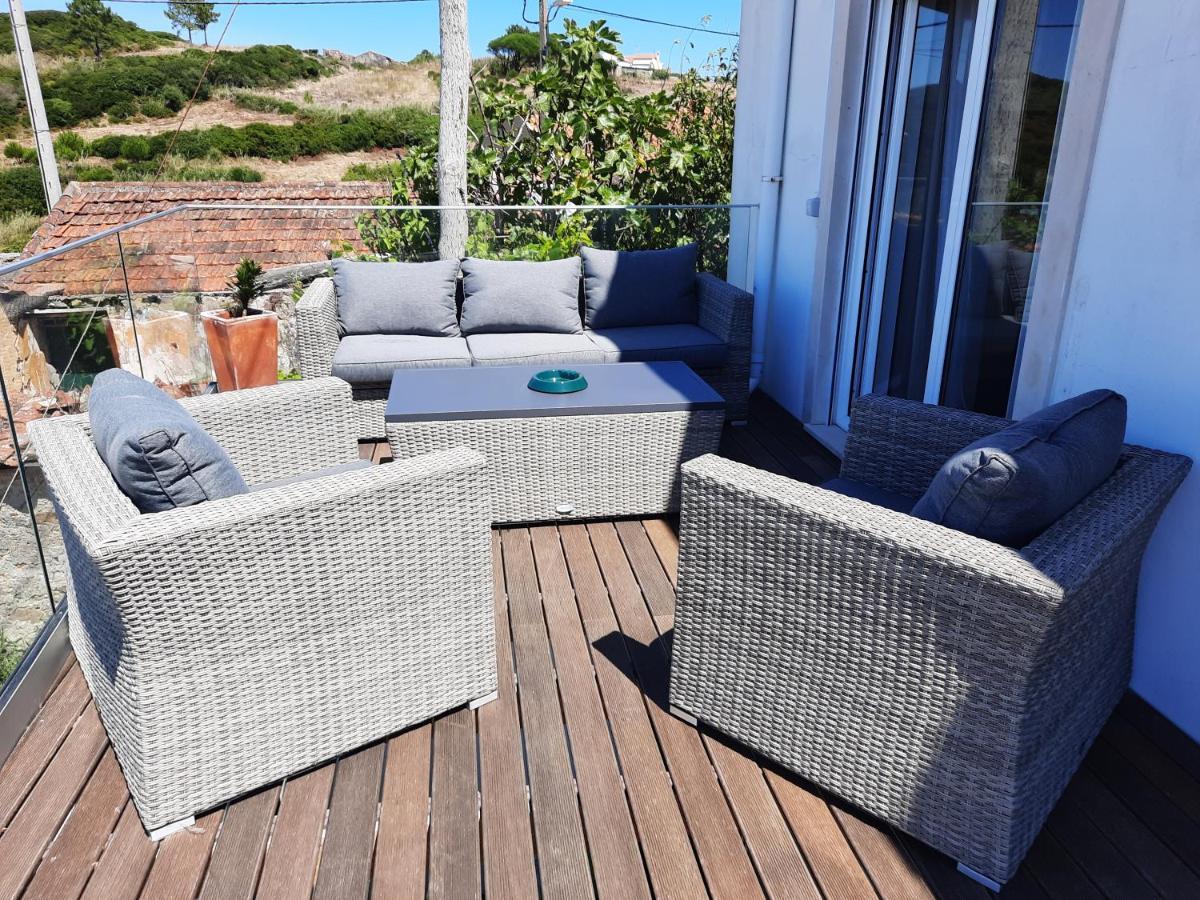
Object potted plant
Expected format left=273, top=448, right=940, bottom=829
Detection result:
left=201, top=258, right=278, bottom=391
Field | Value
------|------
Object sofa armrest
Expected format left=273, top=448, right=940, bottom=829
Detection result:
left=841, top=394, right=1011, bottom=497
left=696, top=272, right=753, bottom=352
left=296, top=277, right=339, bottom=379
left=178, top=376, right=357, bottom=484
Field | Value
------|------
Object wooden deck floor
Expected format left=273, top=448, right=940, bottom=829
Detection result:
left=2, top=393, right=1200, bottom=899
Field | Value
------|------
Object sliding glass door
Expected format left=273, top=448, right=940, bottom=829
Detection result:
left=833, top=0, right=1083, bottom=425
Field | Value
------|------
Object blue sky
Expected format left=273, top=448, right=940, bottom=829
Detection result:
left=30, top=0, right=742, bottom=70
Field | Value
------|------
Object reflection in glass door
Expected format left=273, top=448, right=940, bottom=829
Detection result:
left=833, top=0, right=1083, bottom=423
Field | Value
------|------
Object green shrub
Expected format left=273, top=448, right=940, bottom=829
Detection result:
left=0, top=211, right=41, bottom=252
left=139, top=98, right=173, bottom=119
left=44, top=97, right=74, bottom=127
left=652, top=68, right=670, bottom=80
left=160, top=83, right=188, bottom=112
left=0, top=9, right=172, bottom=57
left=53, top=130, right=88, bottom=161
left=232, top=92, right=299, bottom=115
left=67, top=163, right=117, bottom=181
left=119, top=135, right=152, bottom=161
left=0, top=165, right=47, bottom=217
left=4, top=141, right=25, bottom=160
left=0, top=630, right=27, bottom=689
left=342, top=160, right=405, bottom=181
left=107, top=99, right=134, bottom=123
left=224, top=165, right=263, bottom=182
left=89, top=134, right=124, bottom=159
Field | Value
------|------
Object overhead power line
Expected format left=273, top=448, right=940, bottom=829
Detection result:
left=562, top=3, right=739, bottom=37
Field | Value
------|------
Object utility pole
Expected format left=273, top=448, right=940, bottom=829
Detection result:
left=538, top=0, right=548, bottom=64
left=7, top=0, right=61, bottom=211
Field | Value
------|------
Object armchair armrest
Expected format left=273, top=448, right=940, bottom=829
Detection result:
left=841, top=394, right=1011, bottom=497
left=179, top=376, right=357, bottom=483
left=696, top=272, right=753, bottom=352
left=296, top=277, right=339, bottom=379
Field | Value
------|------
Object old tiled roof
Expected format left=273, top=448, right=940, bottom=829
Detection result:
left=9, top=181, right=387, bottom=295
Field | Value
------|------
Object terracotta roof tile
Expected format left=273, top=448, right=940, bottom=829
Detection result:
left=10, top=181, right=385, bottom=294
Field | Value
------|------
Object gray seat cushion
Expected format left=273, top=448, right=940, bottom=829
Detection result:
left=459, top=257, right=583, bottom=335
left=821, top=477, right=915, bottom=515
left=912, top=389, right=1127, bottom=546
left=588, top=324, right=728, bottom=369
left=581, top=244, right=699, bottom=329
left=333, top=258, right=460, bottom=337
left=331, top=334, right=471, bottom=384
left=466, top=332, right=605, bottom=367
left=88, top=368, right=248, bottom=513
left=251, top=459, right=372, bottom=492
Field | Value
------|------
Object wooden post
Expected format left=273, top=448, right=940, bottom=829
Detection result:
left=7, top=0, right=61, bottom=211
left=437, top=0, right=469, bottom=260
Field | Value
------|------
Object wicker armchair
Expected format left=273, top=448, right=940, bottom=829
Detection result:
left=29, top=377, right=496, bottom=836
left=668, top=394, right=1191, bottom=888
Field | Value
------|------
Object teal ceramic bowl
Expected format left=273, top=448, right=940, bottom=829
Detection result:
left=528, top=369, right=588, bottom=394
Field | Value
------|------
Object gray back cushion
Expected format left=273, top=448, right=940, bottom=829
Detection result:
left=581, top=244, right=699, bottom=328
left=459, top=257, right=582, bottom=335
left=89, top=369, right=248, bottom=513
left=911, top=389, right=1127, bottom=546
left=333, top=258, right=461, bottom=337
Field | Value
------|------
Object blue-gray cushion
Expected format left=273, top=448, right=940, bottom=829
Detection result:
left=459, top=257, right=582, bottom=335
left=911, top=389, right=1127, bottom=546
left=331, top=334, right=471, bottom=384
left=581, top=244, right=699, bottom=328
left=88, top=369, right=248, bottom=513
left=587, top=324, right=728, bottom=369
left=333, top=258, right=460, bottom=337
left=465, top=332, right=604, bottom=367
left=822, top=477, right=915, bottom=515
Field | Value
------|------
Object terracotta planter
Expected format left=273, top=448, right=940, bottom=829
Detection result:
left=201, top=309, right=278, bottom=392
left=106, top=309, right=208, bottom=388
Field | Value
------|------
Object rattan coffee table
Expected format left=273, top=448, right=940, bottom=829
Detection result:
left=384, top=361, right=725, bottom=523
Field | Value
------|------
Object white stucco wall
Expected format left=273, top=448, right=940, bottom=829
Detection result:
left=1047, top=1, right=1200, bottom=739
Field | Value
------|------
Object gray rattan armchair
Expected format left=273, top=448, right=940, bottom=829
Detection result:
left=668, top=394, right=1191, bottom=888
left=29, top=377, right=496, bottom=837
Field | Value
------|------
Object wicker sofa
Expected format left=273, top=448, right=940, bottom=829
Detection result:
left=29, top=377, right=496, bottom=836
left=667, top=394, right=1191, bottom=887
left=296, top=268, right=753, bottom=439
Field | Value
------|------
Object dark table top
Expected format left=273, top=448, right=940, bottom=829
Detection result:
left=384, top=361, right=725, bottom=423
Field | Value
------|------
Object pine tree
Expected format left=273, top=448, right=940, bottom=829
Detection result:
left=164, top=0, right=195, bottom=43
left=67, top=0, right=116, bottom=61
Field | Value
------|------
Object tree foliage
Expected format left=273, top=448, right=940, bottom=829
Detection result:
left=66, top=0, right=117, bottom=61
left=487, top=25, right=540, bottom=75
left=165, top=0, right=220, bottom=45
left=360, top=20, right=736, bottom=267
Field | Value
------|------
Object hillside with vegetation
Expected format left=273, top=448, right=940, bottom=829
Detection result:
left=0, top=4, right=730, bottom=253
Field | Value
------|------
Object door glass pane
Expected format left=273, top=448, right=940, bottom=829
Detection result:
left=868, top=0, right=979, bottom=401
left=940, top=0, right=1083, bottom=414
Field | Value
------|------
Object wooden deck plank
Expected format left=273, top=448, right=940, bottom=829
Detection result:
left=427, top=708, right=480, bottom=900
left=256, top=764, right=336, bottom=900
left=765, top=771, right=879, bottom=900
left=530, top=526, right=652, bottom=900
left=747, top=393, right=838, bottom=482
left=1043, top=793, right=1156, bottom=899
left=1022, top=830, right=1104, bottom=900
left=0, top=704, right=107, bottom=900
left=1085, top=737, right=1200, bottom=874
left=1102, top=713, right=1200, bottom=826
left=197, top=785, right=279, bottom=900
left=586, top=521, right=764, bottom=900
left=0, top=666, right=91, bottom=828
left=23, top=747, right=127, bottom=900
left=559, top=524, right=709, bottom=900
left=371, top=725, right=432, bottom=900
left=80, top=801, right=158, bottom=900
left=612, top=520, right=675, bottom=620
left=500, top=528, right=596, bottom=900
left=830, top=805, right=934, bottom=900
left=1064, top=768, right=1200, bottom=896
left=640, top=518, right=679, bottom=587
left=477, top=539, right=539, bottom=900
left=139, top=809, right=223, bottom=900
left=1118, top=693, right=1200, bottom=784
left=311, top=743, right=385, bottom=900
left=705, top=737, right=821, bottom=899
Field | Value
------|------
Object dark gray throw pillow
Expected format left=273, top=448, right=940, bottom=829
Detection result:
left=911, top=389, right=1127, bottom=546
left=333, top=258, right=461, bottom=337
left=89, top=369, right=248, bottom=513
left=459, top=257, right=583, bottom=335
left=581, top=244, right=699, bottom=329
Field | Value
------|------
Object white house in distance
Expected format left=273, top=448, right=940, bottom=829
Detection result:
left=732, top=1, right=1200, bottom=740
